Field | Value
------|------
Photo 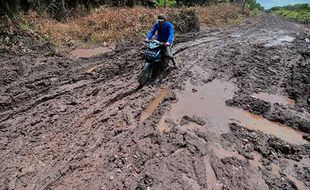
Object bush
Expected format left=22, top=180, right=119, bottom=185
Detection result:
left=156, top=0, right=176, bottom=7
left=168, top=9, right=200, bottom=33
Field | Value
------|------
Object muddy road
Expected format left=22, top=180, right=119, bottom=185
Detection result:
left=1, top=14, right=310, bottom=190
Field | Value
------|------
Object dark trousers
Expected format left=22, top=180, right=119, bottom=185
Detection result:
left=164, top=46, right=176, bottom=67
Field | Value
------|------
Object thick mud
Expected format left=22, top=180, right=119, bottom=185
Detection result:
left=1, top=14, right=310, bottom=189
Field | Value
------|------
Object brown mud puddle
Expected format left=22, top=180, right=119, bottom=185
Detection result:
left=160, top=80, right=308, bottom=144
left=244, top=112, right=307, bottom=144
left=139, top=88, right=170, bottom=125
left=69, top=46, right=115, bottom=59
left=85, top=65, right=99, bottom=73
left=204, top=155, right=224, bottom=190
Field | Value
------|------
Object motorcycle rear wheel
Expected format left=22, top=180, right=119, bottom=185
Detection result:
left=138, top=64, right=153, bottom=86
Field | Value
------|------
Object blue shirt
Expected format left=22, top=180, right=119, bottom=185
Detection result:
left=147, top=21, right=174, bottom=44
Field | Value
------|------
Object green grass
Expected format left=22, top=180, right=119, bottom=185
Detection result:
left=274, top=9, right=310, bottom=22
left=156, top=0, right=176, bottom=7
left=19, top=22, right=33, bottom=31
left=271, top=3, right=310, bottom=22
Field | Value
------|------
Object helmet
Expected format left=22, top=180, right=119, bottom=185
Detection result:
left=157, top=14, right=166, bottom=22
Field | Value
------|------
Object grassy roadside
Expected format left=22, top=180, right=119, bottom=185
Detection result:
left=271, top=3, right=310, bottom=23
left=1, top=4, right=247, bottom=49
left=19, top=4, right=245, bottom=47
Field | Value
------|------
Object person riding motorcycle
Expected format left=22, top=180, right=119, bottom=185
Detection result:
left=145, top=14, right=177, bottom=68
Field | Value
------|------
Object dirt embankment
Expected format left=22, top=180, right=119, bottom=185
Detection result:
left=0, top=14, right=310, bottom=189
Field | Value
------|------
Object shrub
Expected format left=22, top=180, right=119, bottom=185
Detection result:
left=168, top=9, right=200, bottom=33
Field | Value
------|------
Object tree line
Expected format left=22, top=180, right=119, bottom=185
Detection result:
left=0, top=0, right=212, bottom=17
left=0, top=0, right=262, bottom=19
left=269, top=3, right=309, bottom=11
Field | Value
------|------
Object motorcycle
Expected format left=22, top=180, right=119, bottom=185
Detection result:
left=138, top=40, right=169, bottom=86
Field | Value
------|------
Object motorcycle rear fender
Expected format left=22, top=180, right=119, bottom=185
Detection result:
left=143, top=62, right=152, bottom=71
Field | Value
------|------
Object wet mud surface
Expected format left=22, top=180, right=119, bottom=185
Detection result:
left=1, top=14, right=310, bottom=189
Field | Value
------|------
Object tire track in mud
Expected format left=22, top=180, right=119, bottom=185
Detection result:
left=0, top=45, right=147, bottom=189
left=34, top=76, right=151, bottom=187
left=1, top=14, right=310, bottom=189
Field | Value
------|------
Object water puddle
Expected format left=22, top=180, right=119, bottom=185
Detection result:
left=165, top=80, right=236, bottom=135
left=69, top=46, right=115, bottom=59
left=85, top=65, right=99, bottom=73
left=252, top=93, right=295, bottom=106
left=161, top=79, right=307, bottom=144
left=278, top=36, right=295, bottom=43
left=244, top=112, right=307, bottom=144
left=204, top=155, right=223, bottom=190
left=264, top=35, right=295, bottom=47
left=139, top=88, right=170, bottom=124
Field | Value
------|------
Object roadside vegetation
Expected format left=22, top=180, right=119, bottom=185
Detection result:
left=17, top=4, right=246, bottom=46
left=270, top=3, right=310, bottom=23
left=0, top=0, right=263, bottom=48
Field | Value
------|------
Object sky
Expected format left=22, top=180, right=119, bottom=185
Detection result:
left=257, top=0, right=310, bottom=9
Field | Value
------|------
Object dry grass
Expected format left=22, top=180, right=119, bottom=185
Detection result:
left=196, top=4, right=242, bottom=26
left=18, top=4, right=243, bottom=47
